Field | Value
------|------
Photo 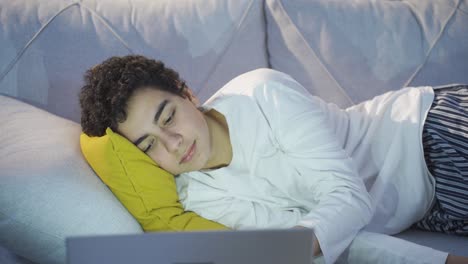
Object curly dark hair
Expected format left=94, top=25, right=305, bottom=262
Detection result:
left=79, top=55, right=189, bottom=137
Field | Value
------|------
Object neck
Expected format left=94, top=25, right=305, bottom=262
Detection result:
left=203, top=109, right=232, bottom=170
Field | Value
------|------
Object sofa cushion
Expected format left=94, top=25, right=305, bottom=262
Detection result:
left=265, top=0, right=468, bottom=108
left=0, top=95, right=142, bottom=264
left=80, top=128, right=228, bottom=231
left=0, top=0, right=267, bottom=123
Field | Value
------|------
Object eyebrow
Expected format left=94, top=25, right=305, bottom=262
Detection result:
left=132, top=99, right=169, bottom=145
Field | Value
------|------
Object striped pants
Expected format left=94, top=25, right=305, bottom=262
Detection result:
left=414, top=84, right=468, bottom=235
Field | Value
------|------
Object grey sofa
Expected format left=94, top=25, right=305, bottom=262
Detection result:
left=1, top=0, right=467, bottom=263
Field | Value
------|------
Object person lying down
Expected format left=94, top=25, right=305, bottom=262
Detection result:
left=79, top=55, right=468, bottom=264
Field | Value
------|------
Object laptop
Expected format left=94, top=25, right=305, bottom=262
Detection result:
left=66, top=229, right=315, bottom=264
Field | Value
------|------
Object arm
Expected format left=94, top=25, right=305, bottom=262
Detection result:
left=308, top=230, right=450, bottom=264
left=183, top=190, right=304, bottom=230
left=340, top=230, right=449, bottom=264
left=176, top=168, right=304, bottom=230
left=254, top=72, right=374, bottom=263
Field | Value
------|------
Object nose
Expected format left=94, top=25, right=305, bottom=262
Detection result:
left=160, top=130, right=182, bottom=154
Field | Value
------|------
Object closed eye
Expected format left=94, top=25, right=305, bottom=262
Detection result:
left=164, top=109, right=176, bottom=126
left=143, top=138, right=155, bottom=153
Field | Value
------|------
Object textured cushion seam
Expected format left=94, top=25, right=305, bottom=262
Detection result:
left=79, top=3, right=134, bottom=54
left=0, top=2, right=79, bottom=83
left=275, top=0, right=354, bottom=105
left=404, top=0, right=461, bottom=87
left=262, top=0, right=272, bottom=69
left=196, top=0, right=256, bottom=96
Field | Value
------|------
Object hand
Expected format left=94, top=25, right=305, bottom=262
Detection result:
left=293, top=225, right=322, bottom=256
left=446, top=254, right=468, bottom=264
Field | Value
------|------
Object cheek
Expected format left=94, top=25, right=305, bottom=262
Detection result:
left=147, top=152, right=160, bottom=166
left=198, top=122, right=212, bottom=160
left=184, top=110, right=209, bottom=140
left=195, top=112, right=209, bottom=134
left=148, top=150, right=170, bottom=168
left=149, top=154, right=177, bottom=174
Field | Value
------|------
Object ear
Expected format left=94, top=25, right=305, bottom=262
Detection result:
left=182, top=87, right=200, bottom=106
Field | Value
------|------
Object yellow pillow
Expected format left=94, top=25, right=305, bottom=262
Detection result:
left=80, top=127, right=228, bottom=231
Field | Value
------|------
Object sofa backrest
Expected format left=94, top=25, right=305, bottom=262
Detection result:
left=0, top=0, right=268, bottom=123
left=3, top=0, right=467, bottom=119
left=265, top=0, right=468, bottom=108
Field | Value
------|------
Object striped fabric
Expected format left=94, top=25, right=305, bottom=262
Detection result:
left=415, top=84, right=468, bottom=235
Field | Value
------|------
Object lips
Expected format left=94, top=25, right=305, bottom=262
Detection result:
left=180, top=141, right=196, bottom=164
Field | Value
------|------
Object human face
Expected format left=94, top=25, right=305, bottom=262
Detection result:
left=117, top=87, right=212, bottom=175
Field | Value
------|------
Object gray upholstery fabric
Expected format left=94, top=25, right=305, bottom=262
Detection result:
left=0, top=0, right=267, bottom=123
left=265, top=0, right=468, bottom=108
left=0, top=95, right=143, bottom=264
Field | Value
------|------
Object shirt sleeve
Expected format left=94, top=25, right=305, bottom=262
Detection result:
left=254, top=71, right=374, bottom=264
left=339, top=231, right=448, bottom=264
left=177, top=173, right=304, bottom=229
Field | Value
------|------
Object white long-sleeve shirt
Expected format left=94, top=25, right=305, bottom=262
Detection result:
left=176, top=69, right=446, bottom=263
